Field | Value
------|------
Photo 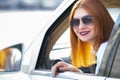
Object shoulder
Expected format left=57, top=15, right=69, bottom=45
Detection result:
left=100, top=41, right=108, bottom=47
left=95, top=41, right=108, bottom=74
left=97, top=42, right=108, bottom=54
left=96, top=41, right=108, bottom=60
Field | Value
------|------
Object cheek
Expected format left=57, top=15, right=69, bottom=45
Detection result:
left=73, top=28, right=77, bottom=34
left=72, top=29, right=79, bottom=37
left=73, top=27, right=78, bottom=31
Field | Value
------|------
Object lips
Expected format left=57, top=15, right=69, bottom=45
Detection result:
left=79, top=31, right=90, bottom=36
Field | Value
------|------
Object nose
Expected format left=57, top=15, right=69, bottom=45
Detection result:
left=78, top=21, right=86, bottom=29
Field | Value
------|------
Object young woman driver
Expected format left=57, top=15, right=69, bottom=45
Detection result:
left=51, top=0, right=114, bottom=77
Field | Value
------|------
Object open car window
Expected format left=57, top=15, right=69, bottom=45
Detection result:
left=35, top=0, right=120, bottom=70
left=49, top=28, right=71, bottom=63
left=35, top=0, right=76, bottom=69
left=48, top=8, right=120, bottom=69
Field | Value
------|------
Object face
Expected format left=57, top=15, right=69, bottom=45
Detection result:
left=71, top=8, right=97, bottom=45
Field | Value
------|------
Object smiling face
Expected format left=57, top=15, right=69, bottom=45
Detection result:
left=72, top=8, right=97, bottom=45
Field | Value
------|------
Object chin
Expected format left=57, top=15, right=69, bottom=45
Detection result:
left=80, top=39, right=88, bottom=42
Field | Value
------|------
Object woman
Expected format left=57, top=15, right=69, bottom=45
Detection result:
left=51, top=0, right=114, bottom=77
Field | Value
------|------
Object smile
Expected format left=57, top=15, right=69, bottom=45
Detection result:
left=79, top=31, right=90, bottom=36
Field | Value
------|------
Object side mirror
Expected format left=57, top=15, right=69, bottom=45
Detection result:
left=0, top=43, right=23, bottom=72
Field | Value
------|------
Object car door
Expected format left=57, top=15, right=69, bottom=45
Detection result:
left=30, top=0, right=120, bottom=80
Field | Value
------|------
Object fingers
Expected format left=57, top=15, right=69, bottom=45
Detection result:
left=59, top=65, right=80, bottom=72
left=51, top=62, right=61, bottom=77
left=59, top=66, right=72, bottom=71
left=51, top=61, right=82, bottom=77
left=51, top=61, right=67, bottom=77
left=51, top=64, right=58, bottom=77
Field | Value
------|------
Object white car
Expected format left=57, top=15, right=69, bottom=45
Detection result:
left=0, top=0, right=120, bottom=80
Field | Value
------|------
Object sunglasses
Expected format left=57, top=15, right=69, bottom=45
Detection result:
left=70, top=15, right=93, bottom=27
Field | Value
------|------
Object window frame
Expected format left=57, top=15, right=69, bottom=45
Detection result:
left=35, top=0, right=77, bottom=69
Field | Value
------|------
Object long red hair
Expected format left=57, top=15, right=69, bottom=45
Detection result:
left=69, top=0, right=114, bottom=67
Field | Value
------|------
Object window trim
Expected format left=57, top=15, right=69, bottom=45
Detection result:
left=35, top=1, right=76, bottom=69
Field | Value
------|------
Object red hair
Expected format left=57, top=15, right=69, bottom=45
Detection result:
left=69, top=0, right=114, bottom=67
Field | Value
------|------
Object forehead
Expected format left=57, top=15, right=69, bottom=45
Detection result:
left=73, top=8, right=89, bottom=18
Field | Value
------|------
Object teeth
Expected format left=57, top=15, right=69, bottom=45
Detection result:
left=80, top=31, right=89, bottom=35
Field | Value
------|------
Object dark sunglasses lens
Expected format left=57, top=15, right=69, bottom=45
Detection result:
left=70, top=18, right=80, bottom=27
left=82, top=15, right=93, bottom=25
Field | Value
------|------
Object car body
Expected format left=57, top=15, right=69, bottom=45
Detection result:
left=0, top=0, right=120, bottom=80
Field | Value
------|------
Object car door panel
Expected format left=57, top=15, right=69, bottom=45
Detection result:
left=0, top=72, right=31, bottom=80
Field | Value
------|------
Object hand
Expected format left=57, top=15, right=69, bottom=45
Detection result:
left=51, top=61, right=81, bottom=77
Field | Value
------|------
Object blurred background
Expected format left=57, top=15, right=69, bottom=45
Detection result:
left=0, top=0, right=63, bottom=10
left=0, top=0, right=64, bottom=68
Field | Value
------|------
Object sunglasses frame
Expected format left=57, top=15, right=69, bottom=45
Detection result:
left=70, top=15, right=93, bottom=28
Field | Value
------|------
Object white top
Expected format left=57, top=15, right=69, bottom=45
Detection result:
left=95, top=41, right=108, bottom=75
left=5, top=48, right=21, bottom=71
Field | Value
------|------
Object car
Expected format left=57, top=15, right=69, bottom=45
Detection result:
left=0, top=0, right=120, bottom=80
